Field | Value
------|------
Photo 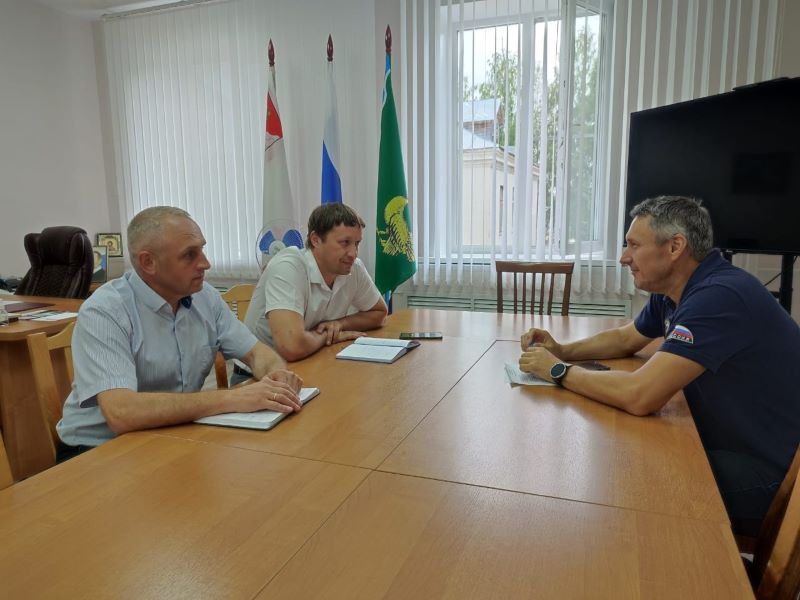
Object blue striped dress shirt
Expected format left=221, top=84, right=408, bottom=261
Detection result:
left=57, top=271, right=257, bottom=447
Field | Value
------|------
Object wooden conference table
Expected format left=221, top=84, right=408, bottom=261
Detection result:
left=0, top=309, right=752, bottom=598
left=0, top=294, right=81, bottom=480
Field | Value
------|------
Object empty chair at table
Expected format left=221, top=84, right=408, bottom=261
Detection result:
left=747, top=443, right=800, bottom=599
left=26, top=322, right=77, bottom=471
left=215, top=283, right=256, bottom=389
left=495, top=261, right=574, bottom=316
left=0, top=430, right=13, bottom=490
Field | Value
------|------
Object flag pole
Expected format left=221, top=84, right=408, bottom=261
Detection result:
left=375, top=24, right=416, bottom=313
left=321, top=34, right=343, bottom=204
left=258, top=38, right=303, bottom=269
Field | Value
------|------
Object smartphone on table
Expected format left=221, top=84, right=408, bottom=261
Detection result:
left=399, top=331, right=443, bottom=340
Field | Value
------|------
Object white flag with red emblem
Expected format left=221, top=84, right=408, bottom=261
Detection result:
left=257, top=40, right=302, bottom=269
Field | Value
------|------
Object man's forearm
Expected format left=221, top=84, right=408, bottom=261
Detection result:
left=560, top=326, right=648, bottom=361
left=561, top=368, right=654, bottom=415
left=99, top=388, right=231, bottom=435
left=336, top=309, right=387, bottom=332
left=99, top=373, right=303, bottom=435
left=245, top=342, right=288, bottom=379
left=276, top=330, right=327, bottom=362
left=560, top=350, right=704, bottom=416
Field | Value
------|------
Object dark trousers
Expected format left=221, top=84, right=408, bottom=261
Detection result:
left=230, top=364, right=252, bottom=387
left=56, top=440, right=94, bottom=464
left=708, top=449, right=784, bottom=537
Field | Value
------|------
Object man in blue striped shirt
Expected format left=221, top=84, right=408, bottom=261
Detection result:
left=57, top=206, right=302, bottom=456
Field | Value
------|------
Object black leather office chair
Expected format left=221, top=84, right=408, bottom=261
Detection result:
left=15, top=226, right=93, bottom=298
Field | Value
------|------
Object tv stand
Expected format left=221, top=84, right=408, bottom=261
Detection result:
left=722, top=250, right=796, bottom=314
left=777, top=254, right=796, bottom=314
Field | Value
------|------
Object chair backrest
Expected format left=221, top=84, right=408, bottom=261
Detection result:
left=214, top=284, right=256, bottom=389
left=0, top=430, right=13, bottom=490
left=495, top=261, right=574, bottom=316
left=222, top=284, right=256, bottom=323
left=26, top=321, right=76, bottom=470
left=16, top=226, right=93, bottom=298
left=753, top=444, right=800, bottom=599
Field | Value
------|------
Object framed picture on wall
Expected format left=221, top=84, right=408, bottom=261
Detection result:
left=97, top=233, right=123, bottom=257
left=91, top=246, right=108, bottom=283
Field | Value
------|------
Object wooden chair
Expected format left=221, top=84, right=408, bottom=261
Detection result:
left=495, top=261, right=574, bottom=316
left=0, top=430, right=13, bottom=490
left=25, top=321, right=76, bottom=473
left=214, top=283, right=256, bottom=389
left=748, top=444, right=800, bottom=599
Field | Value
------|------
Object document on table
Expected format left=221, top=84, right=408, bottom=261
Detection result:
left=194, top=387, right=320, bottom=430
left=335, top=337, right=420, bottom=364
left=1, top=301, right=53, bottom=313
left=22, top=311, right=79, bottom=321
left=504, top=362, right=556, bottom=386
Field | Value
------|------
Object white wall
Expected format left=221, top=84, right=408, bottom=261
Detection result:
left=0, top=0, right=110, bottom=278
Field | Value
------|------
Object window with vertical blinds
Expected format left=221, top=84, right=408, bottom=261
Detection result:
left=102, top=0, right=377, bottom=279
left=399, top=0, right=780, bottom=299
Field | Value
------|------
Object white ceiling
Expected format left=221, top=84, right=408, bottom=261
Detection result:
left=32, top=0, right=180, bottom=19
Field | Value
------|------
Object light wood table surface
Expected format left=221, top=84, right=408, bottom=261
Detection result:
left=158, top=333, right=493, bottom=469
left=157, top=309, right=630, bottom=470
left=377, top=307, right=631, bottom=342
left=261, top=471, right=752, bottom=599
left=379, top=340, right=728, bottom=523
left=0, top=308, right=752, bottom=598
left=0, top=432, right=368, bottom=599
left=0, top=294, right=82, bottom=479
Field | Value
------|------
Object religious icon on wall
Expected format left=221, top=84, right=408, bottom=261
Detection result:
left=97, top=233, right=123, bottom=257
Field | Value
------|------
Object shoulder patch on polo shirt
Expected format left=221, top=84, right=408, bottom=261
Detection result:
left=667, top=324, right=694, bottom=344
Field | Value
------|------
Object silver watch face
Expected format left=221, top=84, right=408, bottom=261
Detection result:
left=550, top=362, right=567, bottom=379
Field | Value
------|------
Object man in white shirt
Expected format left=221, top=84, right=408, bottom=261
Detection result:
left=242, top=204, right=387, bottom=367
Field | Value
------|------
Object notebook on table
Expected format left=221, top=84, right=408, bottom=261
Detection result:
left=3, top=301, right=53, bottom=313
left=335, top=337, right=420, bottom=364
left=194, top=387, right=320, bottom=430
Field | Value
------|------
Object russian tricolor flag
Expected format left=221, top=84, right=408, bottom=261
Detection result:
left=321, top=35, right=343, bottom=204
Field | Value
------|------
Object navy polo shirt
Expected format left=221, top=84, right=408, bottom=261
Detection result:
left=635, top=250, right=800, bottom=480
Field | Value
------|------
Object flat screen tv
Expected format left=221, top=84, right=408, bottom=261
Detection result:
left=624, top=77, right=800, bottom=255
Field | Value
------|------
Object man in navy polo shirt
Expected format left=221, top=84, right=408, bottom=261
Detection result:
left=518, top=195, right=800, bottom=536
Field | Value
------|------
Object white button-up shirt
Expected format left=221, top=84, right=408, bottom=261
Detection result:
left=244, top=247, right=382, bottom=347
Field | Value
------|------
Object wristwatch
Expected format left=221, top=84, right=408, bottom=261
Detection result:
left=550, top=362, right=572, bottom=386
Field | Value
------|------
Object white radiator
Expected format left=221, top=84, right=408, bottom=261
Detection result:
left=402, top=294, right=630, bottom=317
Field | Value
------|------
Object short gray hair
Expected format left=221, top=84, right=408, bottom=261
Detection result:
left=629, top=196, right=713, bottom=261
left=127, top=206, right=192, bottom=257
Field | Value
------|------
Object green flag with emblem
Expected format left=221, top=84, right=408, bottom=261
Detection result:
left=375, top=26, right=416, bottom=295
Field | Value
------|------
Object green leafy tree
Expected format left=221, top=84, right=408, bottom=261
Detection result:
left=476, top=52, right=519, bottom=147
left=462, top=22, right=599, bottom=249
left=462, top=75, right=476, bottom=102
left=566, top=24, right=600, bottom=248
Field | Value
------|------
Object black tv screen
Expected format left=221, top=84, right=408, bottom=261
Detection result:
left=625, top=77, right=800, bottom=255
